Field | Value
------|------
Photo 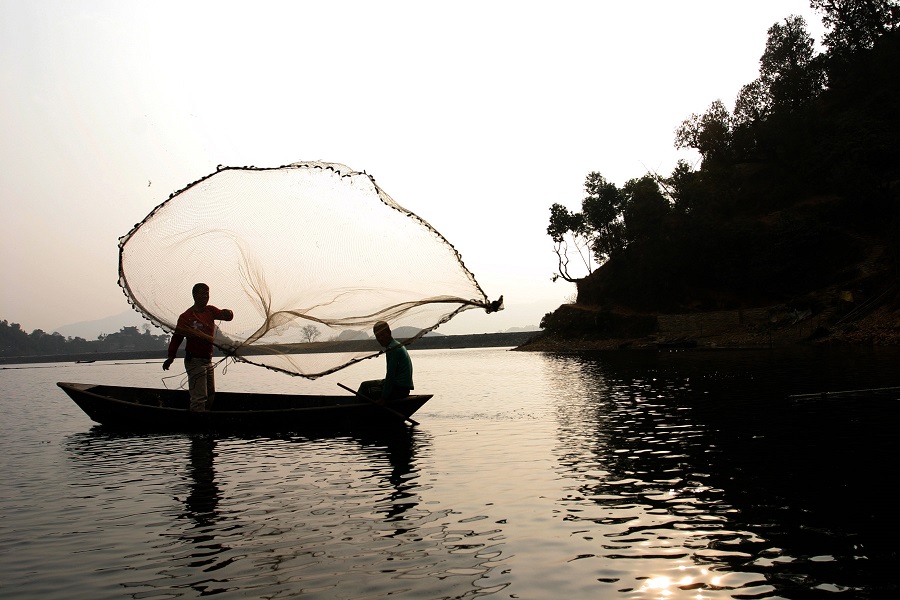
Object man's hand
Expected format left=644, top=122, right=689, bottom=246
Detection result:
left=162, top=358, right=173, bottom=371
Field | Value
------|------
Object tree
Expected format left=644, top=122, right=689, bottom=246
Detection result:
left=582, top=172, right=627, bottom=264
left=674, top=100, right=733, bottom=166
left=546, top=172, right=629, bottom=282
left=733, top=78, right=772, bottom=128
left=811, top=0, right=900, bottom=58
left=300, top=324, right=321, bottom=343
left=661, top=160, right=703, bottom=215
left=759, top=16, right=825, bottom=112
left=0, top=320, right=168, bottom=357
left=622, top=176, right=670, bottom=242
left=731, top=16, right=825, bottom=165
left=548, top=202, right=593, bottom=282
left=0, top=320, right=29, bottom=355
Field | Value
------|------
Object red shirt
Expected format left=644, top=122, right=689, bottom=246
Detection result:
left=167, top=305, right=231, bottom=359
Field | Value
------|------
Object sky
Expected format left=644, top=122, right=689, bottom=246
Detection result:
left=0, top=0, right=827, bottom=336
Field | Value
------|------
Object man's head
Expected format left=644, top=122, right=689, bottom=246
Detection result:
left=192, top=283, right=210, bottom=307
left=373, top=320, right=391, bottom=347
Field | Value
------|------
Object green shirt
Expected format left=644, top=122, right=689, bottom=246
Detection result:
left=383, top=339, right=414, bottom=397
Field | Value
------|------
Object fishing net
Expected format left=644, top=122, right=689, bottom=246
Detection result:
left=118, top=161, right=502, bottom=378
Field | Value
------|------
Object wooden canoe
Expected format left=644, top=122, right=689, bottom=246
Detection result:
left=57, top=382, right=431, bottom=432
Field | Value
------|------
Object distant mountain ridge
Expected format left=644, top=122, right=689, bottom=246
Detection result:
left=54, top=310, right=154, bottom=340
left=53, top=312, right=538, bottom=341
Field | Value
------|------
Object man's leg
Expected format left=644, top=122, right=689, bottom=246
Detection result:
left=205, top=363, right=216, bottom=411
left=389, top=386, right=411, bottom=400
left=358, top=379, right=383, bottom=398
left=186, top=357, right=210, bottom=411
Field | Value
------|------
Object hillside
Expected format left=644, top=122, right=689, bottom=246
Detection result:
left=528, top=189, right=900, bottom=351
left=527, top=24, right=900, bottom=351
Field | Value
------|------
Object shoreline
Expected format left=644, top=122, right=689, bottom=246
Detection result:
left=4, top=306, right=898, bottom=365
left=0, top=331, right=540, bottom=366
left=517, top=303, right=900, bottom=352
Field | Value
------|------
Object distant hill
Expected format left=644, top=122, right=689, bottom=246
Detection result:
left=335, top=330, right=370, bottom=341
left=54, top=310, right=156, bottom=340
left=51, top=313, right=534, bottom=342
left=1, top=330, right=540, bottom=365
left=393, top=326, right=445, bottom=339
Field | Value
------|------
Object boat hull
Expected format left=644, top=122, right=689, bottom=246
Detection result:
left=57, top=382, right=431, bottom=432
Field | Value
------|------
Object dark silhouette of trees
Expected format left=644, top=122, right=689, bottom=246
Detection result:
left=545, top=4, right=900, bottom=314
left=549, top=173, right=672, bottom=283
left=548, top=172, right=634, bottom=282
left=622, top=175, right=670, bottom=244
left=0, top=319, right=169, bottom=358
left=677, top=15, right=825, bottom=169
left=759, top=16, right=825, bottom=114
left=674, top=99, right=733, bottom=167
left=582, top=172, right=627, bottom=264
left=548, top=202, right=593, bottom=283
left=812, top=0, right=900, bottom=59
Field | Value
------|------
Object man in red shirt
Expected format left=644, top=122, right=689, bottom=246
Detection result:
left=163, top=283, right=234, bottom=411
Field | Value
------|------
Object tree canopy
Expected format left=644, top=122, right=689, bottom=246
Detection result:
left=812, top=0, right=900, bottom=58
left=545, top=4, right=900, bottom=313
left=0, top=319, right=168, bottom=358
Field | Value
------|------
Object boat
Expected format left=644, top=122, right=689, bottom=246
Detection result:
left=57, top=382, right=431, bottom=432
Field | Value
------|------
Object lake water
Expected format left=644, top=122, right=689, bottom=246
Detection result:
left=1, top=346, right=899, bottom=599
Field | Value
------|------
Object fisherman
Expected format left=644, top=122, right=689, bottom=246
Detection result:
left=358, top=321, right=414, bottom=403
left=163, top=283, right=234, bottom=411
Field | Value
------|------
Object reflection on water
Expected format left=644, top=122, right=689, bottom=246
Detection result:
left=543, top=348, right=900, bottom=598
left=185, top=435, right=220, bottom=520
left=2, top=348, right=898, bottom=599
left=179, top=434, right=229, bottom=593
left=59, top=425, right=508, bottom=599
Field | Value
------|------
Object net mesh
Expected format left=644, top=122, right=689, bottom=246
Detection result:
left=118, top=162, right=502, bottom=378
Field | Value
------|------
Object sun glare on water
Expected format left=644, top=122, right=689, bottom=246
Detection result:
left=638, top=565, right=726, bottom=598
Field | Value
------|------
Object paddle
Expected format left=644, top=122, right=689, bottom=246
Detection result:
left=337, top=383, right=419, bottom=426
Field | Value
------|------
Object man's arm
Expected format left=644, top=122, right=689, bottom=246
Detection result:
left=163, top=313, right=189, bottom=371
left=381, top=347, right=399, bottom=399
left=214, top=307, right=234, bottom=321
left=163, top=332, right=184, bottom=370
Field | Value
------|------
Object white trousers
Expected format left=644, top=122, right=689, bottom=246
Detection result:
left=186, top=357, right=215, bottom=411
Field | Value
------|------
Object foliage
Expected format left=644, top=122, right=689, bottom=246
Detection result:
left=548, top=172, right=669, bottom=282
left=582, top=172, right=627, bottom=263
left=759, top=16, right=826, bottom=113
left=0, top=320, right=169, bottom=358
left=621, top=176, right=670, bottom=243
left=546, top=7, right=900, bottom=315
left=674, top=99, right=733, bottom=167
left=300, top=324, right=322, bottom=343
left=812, top=0, right=900, bottom=59
left=547, top=202, right=592, bottom=283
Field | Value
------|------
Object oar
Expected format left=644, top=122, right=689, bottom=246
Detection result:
left=337, top=383, right=419, bottom=426
left=788, top=384, right=900, bottom=399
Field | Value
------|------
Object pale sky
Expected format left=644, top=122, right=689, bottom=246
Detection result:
left=0, top=0, right=826, bottom=335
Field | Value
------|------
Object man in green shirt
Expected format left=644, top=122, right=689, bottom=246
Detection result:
left=358, top=321, right=414, bottom=403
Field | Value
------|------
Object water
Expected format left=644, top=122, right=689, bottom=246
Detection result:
left=1, top=346, right=898, bottom=599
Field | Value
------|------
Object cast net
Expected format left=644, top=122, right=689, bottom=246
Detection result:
left=118, top=161, right=502, bottom=378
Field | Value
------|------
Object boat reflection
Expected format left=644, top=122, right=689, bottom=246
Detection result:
left=63, top=424, right=505, bottom=597
left=363, top=428, right=421, bottom=531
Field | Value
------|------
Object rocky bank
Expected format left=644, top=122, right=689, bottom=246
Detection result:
left=517, top=285, right=900, bottom=352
